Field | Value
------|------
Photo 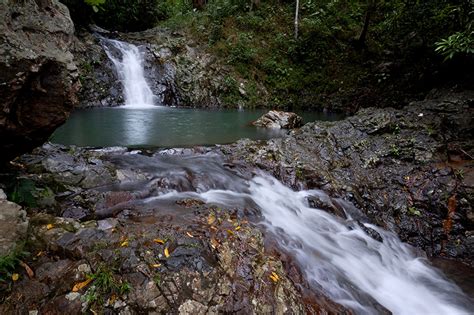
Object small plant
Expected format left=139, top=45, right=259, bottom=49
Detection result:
left=9, top=178, right=37, bottom=207
left=408, top=206, right=421, bottom=216
left=0, top=244, right=29, bottom=285
left=390, top=144, right=400, bottom=157
left=454, top=169, right=464, bottom=180
left=295, top=167, right=304, bottom=180
left=153, top=274, right=161, bottom=286
left=435, top=31, right=474, bottom=61
left=85, top=265, right=132, bottom=308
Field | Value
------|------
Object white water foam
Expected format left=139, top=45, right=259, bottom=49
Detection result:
left=145, top=170, right=473, bottom=315
left=102, top=38, right=156, bottom=108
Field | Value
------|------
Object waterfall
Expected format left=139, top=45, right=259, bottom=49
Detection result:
left=101, top=38, right=156, bottom=107
left=133, top=154, right=474, bottom=315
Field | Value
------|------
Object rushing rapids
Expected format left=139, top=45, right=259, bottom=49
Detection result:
left=104, top=152, right=474, bottom=315
left=57, top=37, right=473, bottom=313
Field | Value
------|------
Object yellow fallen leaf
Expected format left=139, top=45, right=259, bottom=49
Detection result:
left=108, top=294, right=117, bottom=305
left=153, top=239, right=165, bottom=244
left=226, top=229, right=234, bottom=236
left=207, top=213, right=216, bottom=225
left=72, top=278, right=92, bottom=292
left=235, top=226, right=241, bottom=231
left=20, top=261, right=34, bottom=278
left=269, top=272, right=280, bottom=283
left=152, top=263, right=161, bottom=268
left=11, top=273, right=19, bottom=281
left=46, top=224, right=54, bottom=230
left=120, top=241, right=129, bottom=247
left=210, top=238, right=219, bottom=249
left=164, top=247, right=170, bottom=258
left=186, top=232, right=194, bottom=238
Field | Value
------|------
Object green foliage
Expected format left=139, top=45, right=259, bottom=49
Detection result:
left=88, top=265, right=132, bottom=297
left=9, top=178, right=36, bottom=207
left=62, top=0, right=473, bottom=108
left=84, top=0, right=105, bottom=13
left=435, top=31, right=474, bottom=60
left=0, top=244, right=29, bottom=285
left=408, top=206, right=421, bottom=216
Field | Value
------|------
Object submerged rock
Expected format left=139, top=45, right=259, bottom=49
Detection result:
left=253, top=110, right=304, bottom=129
left=0, top=0, right=79, bottom=162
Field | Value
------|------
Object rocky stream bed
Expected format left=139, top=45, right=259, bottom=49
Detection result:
left=0, top=91, right=473, bottom=314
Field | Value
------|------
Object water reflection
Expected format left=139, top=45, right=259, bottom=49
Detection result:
left=52, top=107, right=342, bottom=148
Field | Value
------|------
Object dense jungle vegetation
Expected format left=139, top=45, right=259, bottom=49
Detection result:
left=63, top=0, right=473, bottom=110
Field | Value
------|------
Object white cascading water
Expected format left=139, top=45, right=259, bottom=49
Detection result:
left=102, top=38, right=156, bottom=107
left=145, top=167, right=473, bottom=315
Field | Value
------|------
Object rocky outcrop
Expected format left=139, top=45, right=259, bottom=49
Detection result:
left=253, top=110, right=303, bottom=129
left=225, top=91, right=474, bottom=265
left=0, top=145, right=348, bottom=314
left=74, top=28, right=268, bottom=108
left=0, top=0, right=80, bottom=163
left=0, top=189, right=28, bottom=256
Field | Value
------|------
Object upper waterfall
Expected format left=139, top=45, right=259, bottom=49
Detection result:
left=101, top=38, right=157, bottom=107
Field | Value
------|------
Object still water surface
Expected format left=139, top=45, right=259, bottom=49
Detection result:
left=51, top=107, right=342, bottom=147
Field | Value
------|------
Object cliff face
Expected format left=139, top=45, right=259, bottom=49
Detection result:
left=0, top=0, right=80, bottom=163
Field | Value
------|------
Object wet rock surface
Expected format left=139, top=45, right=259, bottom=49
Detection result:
left=0, top=145, right=348, bottom=314
left=224, top=91, right=474, bottom=265
left=253, top=110, right=304, bottom=129
left=0, top=0, right=80, bottom=162
left=1, top=91, right=473, bottom=312
left=75, top=27, right=266, bottom=108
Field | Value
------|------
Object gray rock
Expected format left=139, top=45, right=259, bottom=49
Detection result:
left=253, top=110, right=304, bottom=129
left=0, top=0, right=79, bottom=162
left=0, top=199, right=28, bottom=256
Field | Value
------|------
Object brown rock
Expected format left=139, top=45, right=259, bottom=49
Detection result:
left=0, top=0, right=80, bottom=163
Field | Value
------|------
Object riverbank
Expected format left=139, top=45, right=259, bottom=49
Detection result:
left=1, top=90, right=472, bottom=313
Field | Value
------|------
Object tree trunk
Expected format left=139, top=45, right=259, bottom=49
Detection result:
left=294, top=0, right=300, bottom=39
left=250, top=0, right=260, bottom=11
left=192, top=0, right=206, bottom=10
left=355, top=0, right=376, bottom=49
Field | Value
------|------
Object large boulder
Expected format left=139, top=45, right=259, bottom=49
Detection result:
left=0, top=0, right=80, bottom=163
left=253, top=110, right=303, bottom=129
left=0, top=189, right=28, bottom=256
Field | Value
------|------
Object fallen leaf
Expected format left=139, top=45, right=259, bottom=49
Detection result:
left=235, top=226, right=241, bottom=231
left=11, top=273, right=19, bottom=281
left=269, top=272, right=280, bottom=283
left=186, top=232, right=194, bottom=238
left=108, top=294, right=117, bottom=305
left=72, top=278, right=92, bottom=292
left=153, top=239, right=165, bottom=244
left=46, top=224, right=54, bottom=230
left=164, top=247, right=170, bottom=258
left=207, top=213, right=216, bottom=225
left=210, top=238, right=219, bottom=249
left=20, top=261, right=34, bottom=278
left=120, top=240, right=129, bottom=247
left=152, top=263, right=161, bottom=268
left=226, top=229, right=234, bottom=236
